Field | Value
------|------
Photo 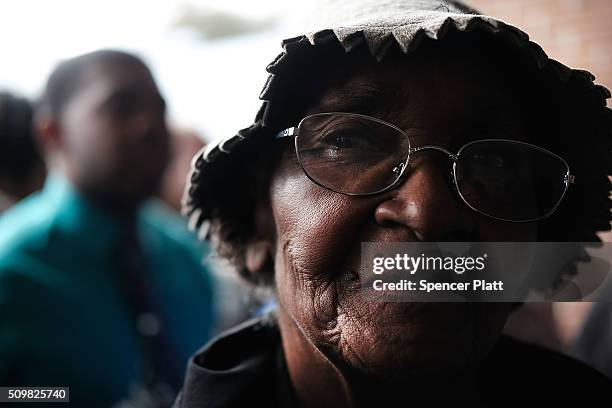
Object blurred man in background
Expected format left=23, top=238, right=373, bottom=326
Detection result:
left=0, top=50, right=215, bottom=407
left=0, top=91, right=46, bottom=213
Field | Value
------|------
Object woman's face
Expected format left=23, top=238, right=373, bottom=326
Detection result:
left=263, top=50, right=538, bottom=383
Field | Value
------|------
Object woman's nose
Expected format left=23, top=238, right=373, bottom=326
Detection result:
left=374, top=157, right=475, bottom=241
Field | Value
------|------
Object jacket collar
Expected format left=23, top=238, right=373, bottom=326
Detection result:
left=175, top=314, right=295, bottom=408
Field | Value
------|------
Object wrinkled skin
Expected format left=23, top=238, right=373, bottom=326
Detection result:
left=45, top=58, right=169, bottom=212
left=249, top=46, right=539, bottom=406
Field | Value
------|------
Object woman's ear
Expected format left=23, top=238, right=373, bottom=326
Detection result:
left=244, top=199, right=276, bottom=277
left=245, top=240, right=273, bottom=274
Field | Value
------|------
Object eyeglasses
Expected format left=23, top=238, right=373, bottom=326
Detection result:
left=276, top=112, right=575, bottom=223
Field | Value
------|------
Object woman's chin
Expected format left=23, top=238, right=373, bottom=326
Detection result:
left=328, top=303, right=488, bottom=383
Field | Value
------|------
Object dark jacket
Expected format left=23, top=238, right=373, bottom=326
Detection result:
left=174, top=315, right=611, bottom=408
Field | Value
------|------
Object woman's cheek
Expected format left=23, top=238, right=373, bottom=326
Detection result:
left=476, top=219, right=538, bottom=241
left=270, top=171, right=371, bottom=330
left=271, top=171, right=360, bottom=280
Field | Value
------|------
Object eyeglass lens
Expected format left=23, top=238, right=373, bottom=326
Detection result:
left=455, top=140, right=569, bottom=221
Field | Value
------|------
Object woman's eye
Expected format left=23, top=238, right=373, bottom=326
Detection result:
left=322, top=131, right=378, bottom=150
left=472, top=153, right=510, bottom=169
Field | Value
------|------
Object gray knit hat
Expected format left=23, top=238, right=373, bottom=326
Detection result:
left=183, top=0, right=612, bottom=255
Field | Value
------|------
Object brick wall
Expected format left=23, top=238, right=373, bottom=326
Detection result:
left=469, top=0, right=612, bottom=106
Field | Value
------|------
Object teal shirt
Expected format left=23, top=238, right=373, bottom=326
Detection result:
left=0, top=175, right=215, bottom=407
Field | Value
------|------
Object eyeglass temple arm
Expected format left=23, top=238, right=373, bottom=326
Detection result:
left=275, top=127, right=298, bottom=139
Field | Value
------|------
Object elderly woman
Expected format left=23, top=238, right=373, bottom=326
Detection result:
left=176, top=0, right=612, bottom=406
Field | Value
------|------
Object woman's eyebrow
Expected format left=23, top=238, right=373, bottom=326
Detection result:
left=459, top=114, right=527, bottom=145
left=466, top=103, right=525, bottom=132
left=313, top=82, right=399, bottom=115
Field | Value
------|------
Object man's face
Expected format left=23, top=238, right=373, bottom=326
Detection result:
left=60, top=60, right=169, bottom=208
left=267, top=50, right=538, bottom=383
